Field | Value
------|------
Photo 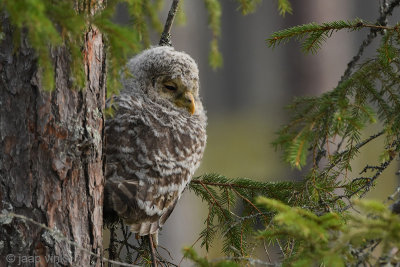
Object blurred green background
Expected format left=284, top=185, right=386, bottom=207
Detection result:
left=112, top=0, right=400, bottom=264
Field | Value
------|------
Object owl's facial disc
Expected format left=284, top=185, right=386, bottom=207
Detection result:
left=160, top=78, right=196, bottom=115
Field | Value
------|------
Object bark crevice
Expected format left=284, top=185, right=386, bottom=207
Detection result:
left=0, top=12, right=105, bottom=266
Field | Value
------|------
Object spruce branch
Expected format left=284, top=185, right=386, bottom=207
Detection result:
left=268, top=19, right=364, bottom=52
left=268, top=19, right=400, bottom=54
left=210, top=256, right=280, bottom=266
left=191, top=178, right=284, bottom=191
left=339, top=0, right=400, bottom=84
left=275, top=52, right=400, bottom=171
left=328, top=131, right=384, bottom=168
left=204, top=0, right=223, bottom=68
left=257, top=198, right=400, bottom=266
left=192, top=175, right=302, bottom=205
left=333, top=152, right=397, bottom=210
left=236, top=0, right=262, bottom=15
left=277, top=0, right=292, bottom=17
left=230, top=185, right=268, bottom=221
left=198, top=180, right=230, bottom=220
left=189, top=175, right=303, bottom=256
left=159, top=0, right=180, bottom=46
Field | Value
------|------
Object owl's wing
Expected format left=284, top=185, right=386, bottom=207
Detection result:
left=104, top=94, right=183, bottom=235
left=104, top=173, right=181, bottom=235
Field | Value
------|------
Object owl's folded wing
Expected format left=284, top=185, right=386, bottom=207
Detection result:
left=104, top=177, right=180, bottom=235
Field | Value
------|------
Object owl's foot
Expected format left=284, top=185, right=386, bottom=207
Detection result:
left=148, top=234, right=157, bottom=267
left=151, top=232, right=159, bottom=247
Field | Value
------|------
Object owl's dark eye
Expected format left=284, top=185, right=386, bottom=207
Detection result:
left=164, top=84, right=177, bottom=91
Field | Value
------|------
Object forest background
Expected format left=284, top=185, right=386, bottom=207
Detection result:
left=1, top=0, right=399, bottom=266
left=140, top=1, right=399, bottom=264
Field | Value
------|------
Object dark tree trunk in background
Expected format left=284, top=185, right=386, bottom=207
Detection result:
left=0, top=12, right=105, bottom=267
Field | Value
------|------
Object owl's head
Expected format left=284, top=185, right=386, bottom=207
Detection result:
left=124, top=46, right=202, bottom=116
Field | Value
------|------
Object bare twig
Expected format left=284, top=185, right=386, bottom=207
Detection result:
left=222, top=211, right=272, bottom=238
left=0, top=212, right=141, bottom=267
left=387, top=186, right=400, bottom=214
left=263, top=240, right=273, bottom=263
left=387, top=187, right=400, bottom=202
left=230, top=186, right=268, bottom=221
left=159, top=0, right=180, bottom=46
left=380, top=0, right=389, bottom=26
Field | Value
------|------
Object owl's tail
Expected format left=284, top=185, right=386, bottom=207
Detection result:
left=130, top=221, right=160, bottom=236
left=103, top=184, right=122, bottom=227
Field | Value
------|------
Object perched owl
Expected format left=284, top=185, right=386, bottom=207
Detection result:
left=104, top=46, right=207, bottom=241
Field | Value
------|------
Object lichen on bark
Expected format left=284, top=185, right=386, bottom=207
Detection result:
left=0, top=9, right=106, bottom=266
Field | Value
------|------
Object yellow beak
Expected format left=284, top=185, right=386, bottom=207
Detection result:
left=175, top=91, right=196, bottom=115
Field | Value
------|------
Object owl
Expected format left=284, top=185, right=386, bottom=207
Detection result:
left=104, top=46, right=207, bottom=243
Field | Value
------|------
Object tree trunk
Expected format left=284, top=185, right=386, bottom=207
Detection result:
left=0, top=11, right=105, bottom=267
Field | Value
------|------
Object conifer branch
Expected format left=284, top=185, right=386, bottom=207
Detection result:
left=192, top=175, right=301, bottom=202
left=277, top=0, right=292, bottom=17
left=268, top=19, right=362, bottom=49
left=339, top=0, right=400, bottom=84
left=329, top=131, right=384, bottom=167
left=334, top=156, right=395, bottom=211
left=210, top=256, right=279, bottom=266
left=257, top=197, right=400, bottom=265
left=191, top=179, right=286, bottom=191
left=230, top=186, right=268, bottom=221
left=268, top=19, right=400, bottom=54
left=189, top=175, right=302, bottom=256
left=204, top=0, right=223, bottom=68
left=198, top=180, right=229, bottom=220
left=159, top=0, right=180, bottom=46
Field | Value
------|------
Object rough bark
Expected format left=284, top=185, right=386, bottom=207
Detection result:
left=0, top=13, right=105, bottom=267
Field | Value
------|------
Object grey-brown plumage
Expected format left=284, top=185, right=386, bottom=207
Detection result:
left=104, top=46, right=207, bottom=238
